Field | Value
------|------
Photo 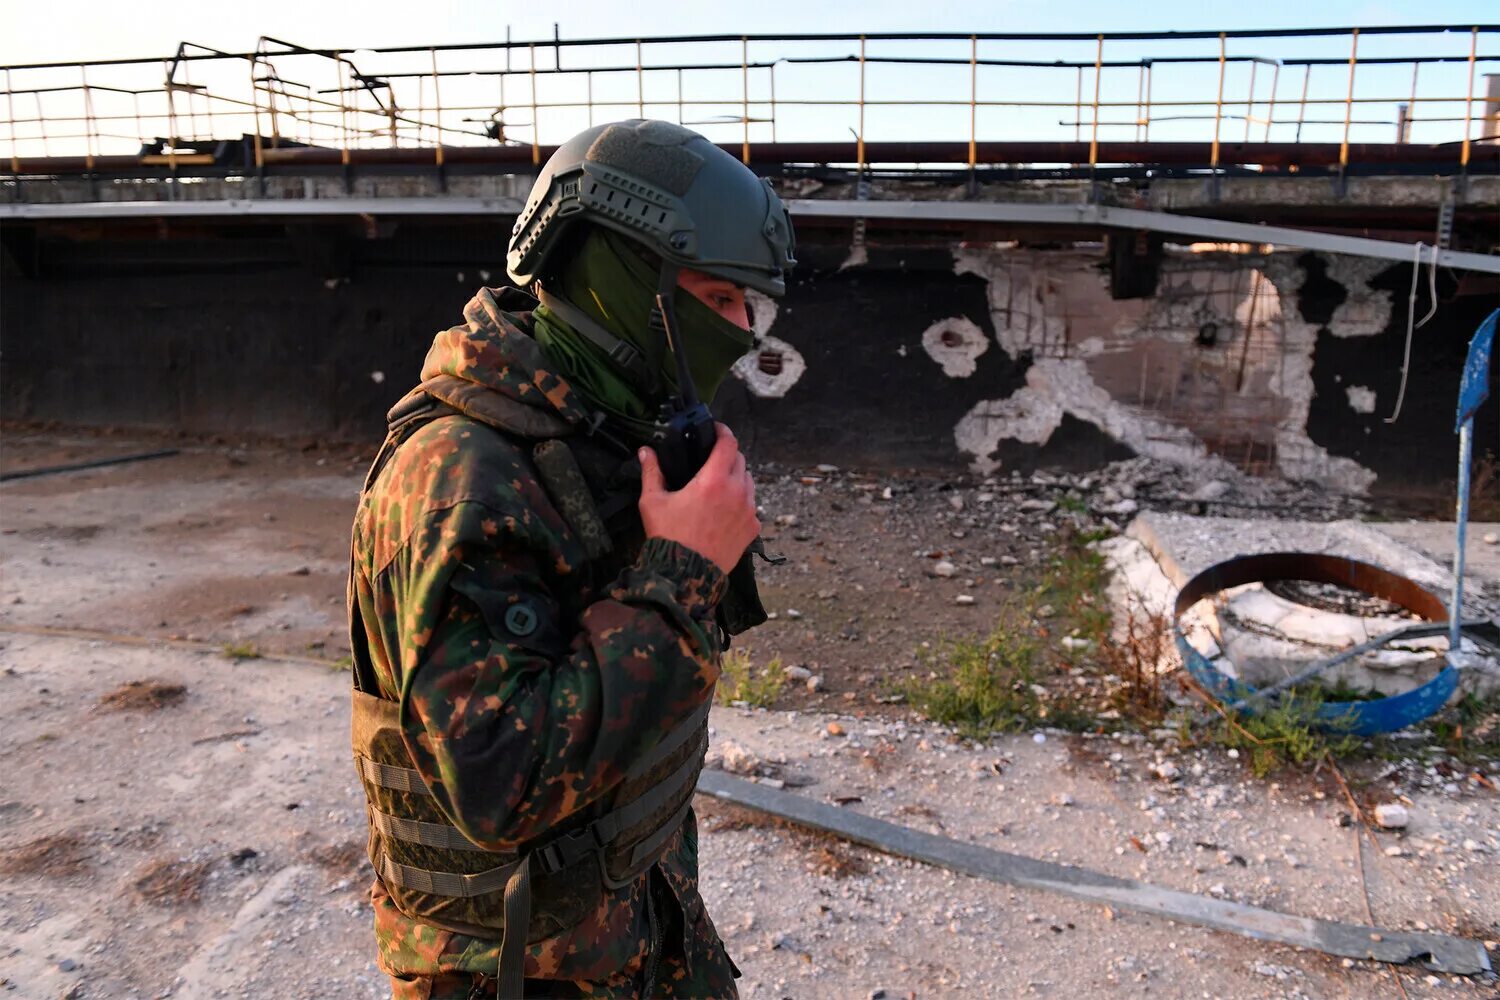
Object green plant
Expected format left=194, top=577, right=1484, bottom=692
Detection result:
left=716, top=650, right=787, bottom=708
left=1211, top=691, right=1360, bottom=778
left=903, top=619, right=1090, bottom=740
left=1057, top=494, right=1088, bottom=515
left=1041, top=535, right=1112, bottom=642
left=221, top=641, right=262, bottom=661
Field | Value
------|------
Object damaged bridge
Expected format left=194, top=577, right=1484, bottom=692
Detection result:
left=3, top=24, right=1498, bottom=494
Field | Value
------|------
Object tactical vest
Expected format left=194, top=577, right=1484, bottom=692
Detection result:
left=348, top=373, right=723, bottom=997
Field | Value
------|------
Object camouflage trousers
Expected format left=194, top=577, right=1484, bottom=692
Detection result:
left=387, top=873, right=739, bottom=1000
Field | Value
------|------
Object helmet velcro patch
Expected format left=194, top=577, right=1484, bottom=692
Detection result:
left=586, top=123, right=704, bottom=197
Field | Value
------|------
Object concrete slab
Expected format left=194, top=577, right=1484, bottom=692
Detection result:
left=1120, top=514, right=1499, bottom=697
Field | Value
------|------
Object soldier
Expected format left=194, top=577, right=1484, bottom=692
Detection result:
left=347, top=119, right=796, bottom=999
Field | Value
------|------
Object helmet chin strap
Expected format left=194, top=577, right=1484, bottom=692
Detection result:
left=533, top=281, right=660, bottom=397
left=650, top=263, right=701, bottom=410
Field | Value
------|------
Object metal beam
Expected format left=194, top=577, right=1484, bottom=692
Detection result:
left=0, top=197, right=522, bottom=219
left=3, top=194, right=1495, bottom=274
left=784, top=199, right=1500, bottom=273
left=697, top=771, right=1493, bottom=975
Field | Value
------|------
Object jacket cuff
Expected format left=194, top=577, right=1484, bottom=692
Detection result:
left=635, top=537, right=728, bottom=619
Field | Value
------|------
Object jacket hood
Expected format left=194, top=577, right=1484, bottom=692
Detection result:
left=418, top=286, right=592, bottom=426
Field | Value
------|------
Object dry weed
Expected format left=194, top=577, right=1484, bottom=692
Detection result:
left=99, top=679, right=187, bottom=712
left=0, top=832, right=91, bottom=876
left=308, top=839, right=369, bottom=874
left=132, top=857, right=214, bottom=905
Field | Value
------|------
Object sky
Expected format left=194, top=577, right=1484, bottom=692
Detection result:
left=3, top=0, right=1495, bottom=157
left=3, top=0, right=1494, bottom=63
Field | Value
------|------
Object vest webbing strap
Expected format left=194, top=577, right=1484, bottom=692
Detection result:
left=628, top=798, right=693, bottom=871
left=599, top=731, right=707, bottom=845
left=623, top=696, right=713, bottom=783
left=377, top=850, right=524, bottom=899
left=358, top=755, right=433, bottom=796
left=370, top=806, right=498, bottom=853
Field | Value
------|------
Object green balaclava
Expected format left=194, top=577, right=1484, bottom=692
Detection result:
left=531, top=228, right=755, bottom=438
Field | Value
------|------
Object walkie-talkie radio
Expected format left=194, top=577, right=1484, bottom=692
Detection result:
left=650, top=268, right=718, bottom=491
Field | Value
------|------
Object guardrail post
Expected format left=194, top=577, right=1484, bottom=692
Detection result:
left=1264, top=62, right=1279, bottom=141
left=1295, top=64, right=1311, bottom=143
left=968, top=35, right=978, bottom=176
left=247, top=56, right=265, bottom=193
left=1210, top=32, right=1226, bottom=172
left=857, top=34, right=866, bottom=175
left=742, top=37, right=750, bottom=165
left=529, top=43, right=540, bottom=167
left=1339, top=28, right=1359, bottom=175
left=636, top=39, right=644, bottom=118
left=431, top=48, right=445, bottom=171
left=1460, top=26, right=1479, bottom=175
left=1089, top=34, right=1103, bottom=169
left=6, top=68, right=21, bottom=174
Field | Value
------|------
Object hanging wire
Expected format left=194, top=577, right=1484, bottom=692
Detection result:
left=1384, top=241, right=1439, bottom=424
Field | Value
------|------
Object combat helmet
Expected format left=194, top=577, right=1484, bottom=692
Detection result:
left=506, top=119, right=796, bottom=297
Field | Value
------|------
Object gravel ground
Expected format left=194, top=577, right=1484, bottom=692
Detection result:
left=1, top=430, right=1496, bottom=999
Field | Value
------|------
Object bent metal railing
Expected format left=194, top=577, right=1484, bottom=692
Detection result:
left=2, top=25, right=1497, bottom=178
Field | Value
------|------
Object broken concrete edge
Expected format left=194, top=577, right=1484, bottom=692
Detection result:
left=1169, top=552, right=1463, bottom=737
left=697, top=771, right=1493, bottom=976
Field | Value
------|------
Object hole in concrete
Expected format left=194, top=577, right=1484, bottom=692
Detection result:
left=1196, top=321, right=1220, bottom=347
left=940, top=329, right=965, bottom=349
left=758, top=350, right=785, bottom=376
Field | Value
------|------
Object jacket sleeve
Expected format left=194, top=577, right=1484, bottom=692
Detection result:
left=387, top=493, right=727, bottom=853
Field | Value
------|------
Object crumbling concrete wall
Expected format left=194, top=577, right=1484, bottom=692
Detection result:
left=731, top=243, right=1494, bottom=491
left=2, top=222, right=1493, bottom=491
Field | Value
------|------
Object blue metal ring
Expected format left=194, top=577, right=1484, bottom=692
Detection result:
left=1173, top=552, right=1459, bottom=736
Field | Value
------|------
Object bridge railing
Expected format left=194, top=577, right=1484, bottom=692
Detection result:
left=3, top=26, right=1497, bottom=176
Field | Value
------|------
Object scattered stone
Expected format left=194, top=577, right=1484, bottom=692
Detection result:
left=806, top=675, right=824, bottom=693
left=931, top=560, right=957, bottom=578
left=1059, top=636, right=1091, bottom=651
left=1484, top=532, right=1498, bottom=545
left=955, top=595, right=976, bottom=606
left=785, top=609, right=803, bottom=620
left=1152, top=762, right=1181, bottom=781
left=716, top=740, right=761, bottom=776
left=1373, top=803, right=1409, bottom=829
left=784, top=665, right=813, bottom=683
left=1193, top=480, right=1232, bottom=502
left=826, top=722, right=845, bottom=737
left=58, top=958, right=78, bottom=973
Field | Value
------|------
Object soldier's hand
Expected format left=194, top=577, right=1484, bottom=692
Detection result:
left=638, top=424, right=759, bottom=574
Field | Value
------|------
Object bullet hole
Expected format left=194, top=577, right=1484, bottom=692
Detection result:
left=758, top=350, right=785, bottom=376
left=1196, top=321, right=1220, bottom=348
left=940, top=329, right=964, bottom=349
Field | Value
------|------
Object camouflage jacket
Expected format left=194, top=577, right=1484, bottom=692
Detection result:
left=349, top=287, right=730, bottom=984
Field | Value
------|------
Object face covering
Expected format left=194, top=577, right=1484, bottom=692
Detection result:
left=531, top=228, right=755, bottom=437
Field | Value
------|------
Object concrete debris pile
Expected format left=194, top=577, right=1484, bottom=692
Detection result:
left=1079, top=455, right=1370, bottom=522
